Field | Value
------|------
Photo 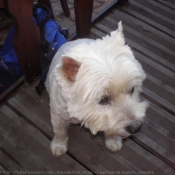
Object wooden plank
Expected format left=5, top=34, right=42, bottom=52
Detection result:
left=144, top=77, right=175, bottom=105
left=69, top=126, right=131, bottom=173
left=2, top=0, right=175, bottom=173
left=13, top=89, right=50, bottom=123
left=69, top=125, right=175, bottom=174
left=0, top=126, right=40, bottom=171
left=6, top=86, right=175, bottom=174
left=105, top=15, right=175, bottom=56
left=124, top=139, right=175, bottom=175
left=143, top=87, right=175, bottom=114
left=156, top=0, right=175, bottom=10
left=0, top=76, right=25, bottom=104
left=90, top=8, right=175, bottom=170
left=7, top=88, right=130, bottom=172
left=133, top=52, right=175, bottom=87
left=93, top=23, right=175, bottom=114
left=148, top=102, right=175, bottom=132
left=145, top=74, right=175, bottom=96
left=94, top=21, right=175, bottom=72
left=136, top=101, right=175, bottom=167
left=21, top=87, right=50, bottom=112
left=1, top=105, right=50, bottom=149
left=89, top=29, right=175, bottom=169
left=0, top=150, right=22, bottom=173
left=28, top=79, right=50, bottom=102
left=90, top=28, right=106, bottom=38
left=125, top=38, right=175, bottom=72
left=131, top=132, right=175, bottom=170
left=89, top=28, right=175, bottom=85
left=0, top=106, right=89, bottom=173
left=0, top=114, right=58, bottom=172
left=0, top=136, right=47, bottom=171
left=97, top=18, right=175, bottom=68
left=132, top=0, right=175, bottom=23
left=8, top=97, right=53, bottom=138
left=143, top=119, right=175, bottom=153
left=119, top=0, right=175, bottom=38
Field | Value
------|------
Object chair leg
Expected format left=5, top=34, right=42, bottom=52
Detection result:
left=60, top=0, right=70, bottom=17
left=6, top=0, right=40, bottom=84
left=74, top=0, right=94, bottom=38
left=117, top=0, right=128, bottom=6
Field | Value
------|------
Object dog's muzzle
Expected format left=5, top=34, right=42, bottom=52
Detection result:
left=125, top=122, right=143, bottom=134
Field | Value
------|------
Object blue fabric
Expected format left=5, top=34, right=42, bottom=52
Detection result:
left=0, top=26, right=23, bottom=93
left=34, top=4, right=67, bottom=95
left=0, top=26, right=15, bottom=57
left=34, top=7, right=48, bottom=25
left=44, top=20, right=66, bottom=50
left=0, top=26, right=23, bottom=77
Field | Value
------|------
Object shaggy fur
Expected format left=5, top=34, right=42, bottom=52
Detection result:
left=46, top=22, right=149, bottom=156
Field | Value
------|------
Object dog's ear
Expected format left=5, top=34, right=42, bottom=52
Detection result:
left=111, top=21, right=125, bottom=46
left=61, top=56, right=80, bottom=81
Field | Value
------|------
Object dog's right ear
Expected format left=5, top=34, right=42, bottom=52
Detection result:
left=61, top=56, right=81, bottom=81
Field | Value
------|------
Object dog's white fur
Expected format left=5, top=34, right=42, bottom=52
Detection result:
left=46, top=22, right=149, bottom=156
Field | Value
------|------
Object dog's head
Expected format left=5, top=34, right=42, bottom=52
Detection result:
left=56, top=22, right=149, bottom=138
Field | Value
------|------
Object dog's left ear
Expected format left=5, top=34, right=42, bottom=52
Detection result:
left=111, top=21, right=125, bottom=46
left=61, top=56, right=81, bottom=81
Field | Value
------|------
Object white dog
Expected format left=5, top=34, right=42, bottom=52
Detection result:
left=45, top=22, right=149, bottom=156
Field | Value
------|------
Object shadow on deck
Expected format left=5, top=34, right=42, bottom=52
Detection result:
left=0, top=0, right=175, bottom=174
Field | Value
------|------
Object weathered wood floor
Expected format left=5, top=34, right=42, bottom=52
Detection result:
left=1, top=0, right=175, bottom=174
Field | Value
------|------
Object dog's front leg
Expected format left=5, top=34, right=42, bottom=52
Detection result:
left=50, top=111, right=69, bottom=156
left=105, top=134, right=123, bottom=152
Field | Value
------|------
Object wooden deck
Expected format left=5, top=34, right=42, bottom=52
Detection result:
left=0, top=0, right=175, bottom=174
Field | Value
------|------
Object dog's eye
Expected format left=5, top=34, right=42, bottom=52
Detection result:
left=99, top=96, right=111, bottom=105
left=129, top=87, right=134, bottom=95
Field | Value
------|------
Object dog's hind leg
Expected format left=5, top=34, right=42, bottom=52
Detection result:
left=105, top=135, right=123, bottom=152
left=50, top=111, right=69, bottom=156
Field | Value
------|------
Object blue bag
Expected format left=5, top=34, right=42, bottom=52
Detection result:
left=33, top=4, right=67, bottom=95
left=0, top=3, right=67, bottom=94
left=0, top=26, right=23, bottom=94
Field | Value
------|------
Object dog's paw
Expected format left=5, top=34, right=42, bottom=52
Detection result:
left=105, top=136, right=123, bottom=152
left=50, top=140, right=68, bottom=156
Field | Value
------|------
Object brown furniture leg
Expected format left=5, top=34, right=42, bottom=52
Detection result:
left=60, top=0, right=70, bottom=17
left=74, top=0, right=94, bottom=38
left=4, top=0, right=40, bottom=84
left=117, top=0, right=128, bottom=6
left=0, top=0, right=3, bottom=8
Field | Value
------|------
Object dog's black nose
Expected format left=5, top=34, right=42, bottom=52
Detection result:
left=125, top=123, right=143, bottom=134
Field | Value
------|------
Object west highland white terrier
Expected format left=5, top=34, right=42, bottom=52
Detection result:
left=45, top=22, right=149, bottom=156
